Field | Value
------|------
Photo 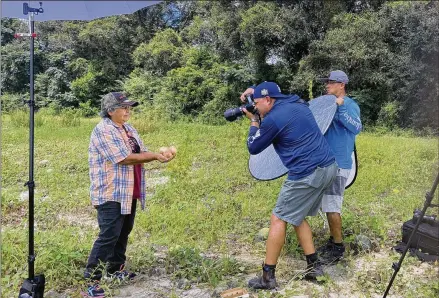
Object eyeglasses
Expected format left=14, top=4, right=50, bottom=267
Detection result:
left=117, top=106, right=132, bottom=111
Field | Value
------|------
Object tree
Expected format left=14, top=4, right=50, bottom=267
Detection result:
left=152, top=47, right=253, bottom=123
left=1, top=40, right=44, bottom=94
left=293, top=12, right=393, bottom=125
left=181, top=1, right=246, bottom=62
left=239, top=2, right=284, bottom=82
left=70, top=64, right=107, bottom=105
left=379, top=1, right=439, bottom=130
left=1, top=18, right=26, bottom=45
left=133, top=28, right=184, bottom=76
left=35, top=67, right=71, bottom=106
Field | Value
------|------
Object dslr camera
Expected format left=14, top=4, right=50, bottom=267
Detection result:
left=224, top=95, right=257, bottom=122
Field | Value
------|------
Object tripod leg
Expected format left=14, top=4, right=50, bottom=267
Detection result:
left=383, top=172, right=439, bottom=298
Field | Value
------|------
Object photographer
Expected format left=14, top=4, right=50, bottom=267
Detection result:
left=241, top=82, right=337, bottom=289
left=317, top=70, right=362, bottom=264
left=84, top=92, right=172, bottom=297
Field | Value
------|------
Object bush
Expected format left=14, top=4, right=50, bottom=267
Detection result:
left=70, top=66, right=105, bottom=105
left=129, top=103, right=166, bottom=134
left=154, top=65, right=219, bottom=120
left=198, top=86, right=237, bottom=125
left=78, top=100, right=99, bottom=117
left=133, top=29, right=184, bottom=75
left=122, top=69, right=162, bottom=104
left=59, top=108, right=81, bottom=127
left=377, top=101, right=402, bottom=129
left=0, top=93, right=25, bottom=112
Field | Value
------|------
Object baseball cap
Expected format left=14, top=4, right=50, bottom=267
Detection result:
left=318, top=70, right=349, bottom=84
left=253, top=81, right=290, bottom=99
left=101, top=92, right=139, bottom=110
left=100, top=92, right=139, bottom=117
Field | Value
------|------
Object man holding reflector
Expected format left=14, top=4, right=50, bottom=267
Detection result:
left=240, top=82, right=337, bottom=289
left=317, top=70, right=362, bottom=264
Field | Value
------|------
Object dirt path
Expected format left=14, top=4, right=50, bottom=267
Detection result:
left=109, top=248, right=432, bottom=298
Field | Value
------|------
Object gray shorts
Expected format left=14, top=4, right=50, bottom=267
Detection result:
left=273, top=162, right=337, bottom=226
left=321, top=168, right=351, bottom=213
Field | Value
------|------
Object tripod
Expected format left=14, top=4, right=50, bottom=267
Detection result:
left=383, top=172, right=439, bottom=298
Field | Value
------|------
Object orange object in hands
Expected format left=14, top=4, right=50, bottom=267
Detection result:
left=169, top=146, right=177, bottom=155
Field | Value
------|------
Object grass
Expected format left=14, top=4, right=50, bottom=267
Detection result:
left=1, top=109, right=438, bottom=297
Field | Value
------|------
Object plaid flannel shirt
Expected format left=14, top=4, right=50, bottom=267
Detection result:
left=89, top=117, right=148, bottom=214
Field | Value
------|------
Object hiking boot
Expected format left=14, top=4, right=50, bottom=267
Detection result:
left=107, top=264, right=136, bottom=281
left=248, top=265, right=277, bottom=290
left=83, top=283, right=105, bottom=297
left=320, top=243, right=345, bottom=265
left=303, top=260, right=325, bottom=281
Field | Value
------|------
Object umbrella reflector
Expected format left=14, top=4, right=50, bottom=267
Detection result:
left=1, top=1, right=161, bottom=21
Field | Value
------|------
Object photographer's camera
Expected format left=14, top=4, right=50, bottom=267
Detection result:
left=224, top=95, right=257, bottom=121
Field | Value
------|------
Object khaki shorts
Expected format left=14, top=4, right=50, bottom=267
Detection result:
left=273, top=162, right=337, bottom=226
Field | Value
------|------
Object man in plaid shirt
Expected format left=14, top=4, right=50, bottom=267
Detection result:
left=84, top=92, right=172, bottom=297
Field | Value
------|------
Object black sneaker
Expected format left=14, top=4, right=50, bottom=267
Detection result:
left=248, top=265, right=277, bottom=289
left=82, top=283, right=105, bottom=297
left=317, top=237, right=334, bottom=255
left=107, top=264, right=136, bottom=281
left=303, top=261, right=325, bottom=281
left=113, top=269, right=136, bottom=281
left=320, top=243, right=345, bottom=265
left=84, top=268, right=103, bottom=281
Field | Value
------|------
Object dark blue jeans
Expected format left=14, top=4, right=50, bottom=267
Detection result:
left=85, top=200, right=137, bottom=280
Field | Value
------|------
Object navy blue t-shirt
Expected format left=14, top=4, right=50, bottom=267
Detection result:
left=247, top=95, right=335, bottom=180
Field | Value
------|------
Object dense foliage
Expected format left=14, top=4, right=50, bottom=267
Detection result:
left=1, top=0, right=438, bottom=130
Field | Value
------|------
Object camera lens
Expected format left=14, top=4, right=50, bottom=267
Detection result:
left=224, top=107, right=244, bottom=121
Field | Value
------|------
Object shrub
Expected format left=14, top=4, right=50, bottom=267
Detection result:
left=377, top=101, right=402, bottom=129
left=59, top=108, right=81, bottom=127
left=78, top=101, right=99, bottom=117
left=0, top=93, right=24, bottom=112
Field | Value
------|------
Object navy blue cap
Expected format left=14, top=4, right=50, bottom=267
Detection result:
left=253, top=82, right=290, bottom=99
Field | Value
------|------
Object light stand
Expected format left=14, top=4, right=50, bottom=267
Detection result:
left=16, top=3, right=46, bottom=298
left=383, top=172, right=439, bottom=298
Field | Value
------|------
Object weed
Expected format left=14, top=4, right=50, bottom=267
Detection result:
left=59, top=108, right=81, bottom=127
left=1, top=115, right=438, bottom=297
left=165, top=246, right=241, bottom=287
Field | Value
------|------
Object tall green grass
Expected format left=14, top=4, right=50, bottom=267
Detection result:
left=1, top=110, right=438, bottom=297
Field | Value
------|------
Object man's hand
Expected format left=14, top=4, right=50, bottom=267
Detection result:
left=243, top=108, right=260, bottom=127
left=336, top=96, right=345, bottom=106
left=240, top=87, right=255, bottom=102
left=242, top=108, right=255, bottom=120
left=156, top=153, right=169, bottom=163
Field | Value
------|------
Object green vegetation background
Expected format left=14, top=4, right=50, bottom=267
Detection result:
left=1, top=1, right=438, bottom=131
